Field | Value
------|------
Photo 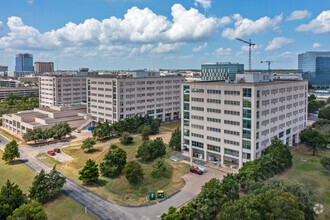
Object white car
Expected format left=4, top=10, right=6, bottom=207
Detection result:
left=197, top=166, right=207, bottom=173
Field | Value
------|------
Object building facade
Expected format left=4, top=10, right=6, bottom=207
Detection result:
left=0, top=87, right=38, bottom=99
left=0, top=80, right=17, bottom=88
left=39, top=75, right=87, bottom=107
left=34, top=62, right=54, bottom=73
left=201, top=62, right=244, bottom=81
left=87, top=74, right=183, bottom=123
left=298, top=51, right=330, bottom=86
left=15, top=53, right=34, bottom=72
left=181, top=73, right=307, bottom=168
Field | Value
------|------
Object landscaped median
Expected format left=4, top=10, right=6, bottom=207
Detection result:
left=39, top=136, right=190, bottom=206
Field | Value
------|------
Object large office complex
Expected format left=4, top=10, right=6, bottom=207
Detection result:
left=0, top=87, right=38, bottom=99
left=298, top=51, right=330, bottom=86
left=181, top=73, right=307, bottom=168
left=34, top=62, right=54, bottom=73
left=15, top=53, right=34, bottom=72
left=87, top=71, right=183, bottom=123
left=201, top=62, right=244, bottom=81
left=39, top=75, right=87, bottom=107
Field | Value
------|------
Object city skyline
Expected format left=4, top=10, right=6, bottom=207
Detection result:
left=0, top=0, right=329, bottom=70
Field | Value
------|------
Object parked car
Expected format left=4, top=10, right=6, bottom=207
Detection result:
left=197, top=166, right=207, bottom=173
left=47, top=150, right=55, bottom=156
left=54, top=148, right=61, bottom=153
left=190, top=167, right=203, bottom=175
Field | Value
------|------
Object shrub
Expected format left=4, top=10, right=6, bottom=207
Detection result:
left=120, top=132, right=134, bottom=145
left=320, top=157, right=330, bottom=171
left=136, top=138, right=166, bottom=162
left=123, top=161, right=144, bottom=184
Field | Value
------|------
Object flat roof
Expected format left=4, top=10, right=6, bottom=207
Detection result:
left=184, top=80, right=307, bottom=86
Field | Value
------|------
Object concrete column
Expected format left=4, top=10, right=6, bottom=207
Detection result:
left=221, top=155, right=224, bottom=166
left=204, top=149, right=207, bottom=162
left=288, top=135, right=293, bottom=147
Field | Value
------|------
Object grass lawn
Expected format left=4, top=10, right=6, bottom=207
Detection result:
left=0, top=150, right=98, bottom=220
left=159, top=121, right=180, bottom=132
left=0, top=130, right=22, bottom=142
left=274, top=146, right=330, bottom=220
left=39, top=136, right=189, bottom=205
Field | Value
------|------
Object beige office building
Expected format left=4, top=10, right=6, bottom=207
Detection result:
left=39, top=75, right=87, bottom=107
left=181, top=73, right=308, bottom=168
left=87, top=72, right=183, bottom=123
left=34, top=62, right=54, bottom=73
left=0, top=87, right=38, bottom=99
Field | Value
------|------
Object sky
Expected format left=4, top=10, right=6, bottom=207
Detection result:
left=0, top=0, right=329, bottom=71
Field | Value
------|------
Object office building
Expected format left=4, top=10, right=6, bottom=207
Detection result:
left=0, top=65, right=8, bottom=77
left=87, top=72, right=183, bottom=123
left=0, top=87, right=38, bottom=99
left=298, top=51, right=330, bottom=86
left=75, top=68, right=98, bottom=76
left=2, top=105, right=90, bottom=138
left=15, top=53, right=34, bottom=72
left=201, top=62, right=244, bottom=81
left=34, top=62, right=54, bottom=73
left=0, top=80, right=17, bottom=88
left=39, top=75, right=87, bottom=107
left=181, top=73, right=307, bottom=168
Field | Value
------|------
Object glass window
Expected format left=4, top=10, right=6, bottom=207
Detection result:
left=184, top=112, right=190, bottom=119
left=243, top=129, right=251, bottom=139
left=243, top=99, right=251, bottom=108
left=256, top=122, right=260, bottom=129
left=257, top=90, right=260, bottom=98
left=257, top=111, right=260, bottom=119
left=243, top=109, right=252, bottom=118
left=243, top=119, right=251, bottom=129
left=257, top=101, right=260, bottom=108
left=242, top=140, right=251, bottom=149
left=243, top=88, right=252, bottom=97
left=184, top=103, right=190, bottom=111
left=256, top=142, right=259, bottom=149
left=184, top=94, right=190, bottom=102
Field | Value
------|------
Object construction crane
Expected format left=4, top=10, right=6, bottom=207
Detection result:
left=261, top=61, right=277, bottom=73
left=236, top=38, right=255, bottom=72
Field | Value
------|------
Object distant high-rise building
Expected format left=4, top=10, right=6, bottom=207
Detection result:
left=0, top=65, right=8, bottom=77
left=298, top=51, right=330, bottom=86
left=201, top=62, right=244, bottom=81
left=34, top=62, right=54, bottom=73
left=15, top=53, right=34, bottom=72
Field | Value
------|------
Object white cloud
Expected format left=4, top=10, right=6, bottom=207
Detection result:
left=296, top=10, right=330, bottom=34
left=151, top=43, right=184, bottom=54
left=192, top=42, right=207, bottom=52
left=0, top=21, right=4, bottom=31
left=286, top=10, right=311, bottom=21
left=312, top=42, right=321, bottom=48
left=241, top=44, right=262, bottom=51
left=265, top=37, right=294, bottom=51
left=0, top=4, right=228, bottom=52
left=27, top=0, right=34, bottom=4
left=213, top=47, right=232, bottom=56
left=222, top=13, right=283, bottom=40
left=194, top=0, right=212, bottom=9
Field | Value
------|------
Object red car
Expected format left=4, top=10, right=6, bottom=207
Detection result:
left=47, top=150, right=55, bottom=156
left=54, top=148, right=61, bottom=153
left=190, top=167, right=203, bottom=175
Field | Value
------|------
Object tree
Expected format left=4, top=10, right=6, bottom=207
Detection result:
left=308, top=94, right=316, bottom=102
left=29, top=167, right=66, bottom=204
left=320, top=157, right=330, bottom=171
left=169, top=127, right=181, bottom=151
left=2, top=140, right=20, bottom=164
left=0, top=180, right=27, bottom=220
left=120, top=132, right=134, bottom=145
left=79, top=159, right=99, bottom=184
left=151, top=158, right=170, bottom=178
left=8, top=201, right=47, bottom=220
left=136, top=138, right=166, bottom=162
left=141, top=125, right=151, bottom=141
left=308, top=100, right=319, bottom=113
left=319, top=106, right=330, bottom=120
left=150, top=119, right=161, bottom=135
left=100, top=146, right=127, bottom=178
left=123, top=161, right=144, bottom=184
left=300, top=128, right=327, bottom=156
left=81, top=137, right=96, bottom=152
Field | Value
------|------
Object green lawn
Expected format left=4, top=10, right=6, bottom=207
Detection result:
left=274, top=146, right=330, bottom=220
left=0, top=130, right=22, bottom=142
left=0, top=150, right=98, bottom=220
left=40, top=136, right=189, bottom=205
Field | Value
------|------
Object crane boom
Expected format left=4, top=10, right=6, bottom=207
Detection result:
left=236, top=38, right=255, bottom=72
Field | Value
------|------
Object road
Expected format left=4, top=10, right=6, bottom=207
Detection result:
left=0, top=134, right=227, bottom=220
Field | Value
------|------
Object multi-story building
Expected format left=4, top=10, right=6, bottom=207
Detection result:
left=181, top=73, right=307, bottom=168
left=0, top=80, right=17, bottom=88
left=39, top=75, right=87, bottom=107
left=15, top=53, right=34, bottom=72
left=0, top=87, right=38, bottom=99
left=201, top=62, right=244, bottom=81
left=87, top=72, right=184, bottom=123
left=34, top=62, right=54, bottom=73
left=298, top=51, right=330, bottom=86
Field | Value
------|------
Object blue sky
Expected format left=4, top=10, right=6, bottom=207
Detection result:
left=0, top=0, right=329, bottom=71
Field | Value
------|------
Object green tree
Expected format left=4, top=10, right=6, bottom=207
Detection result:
left=319, top=106, right=330, bottom=120
left=120, top=132, right=134, bottom=145
left=8, top=201, right=47, bottom=220
left=79, top=159, right=99, bottom=184
left=100, top=146, right=127, bottom=178
left=81, top=137, right=96, bottom=152
left=0, top=180, right=27, bottom=220
left=308, top=94, right=316, bottom=101
left=169, top=127, right=181, bottom=151
left=150, top=119, right=161, bottom=135
left=2, top=140, right=20, bottom=164
left=300, top=128, right=327, bottom=156
left=151, top=158, right=170, bottom=178
left=320, top=157, right=330, bottom=171
left=123, top=161, right=144, bottom=184
left=136, top=138, right=166, bottom=162
left=29, top=167, right=66, bottom=204
left=308, top=100, right=319, bottom=113
left=141, top=125, right=151, bottom=141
